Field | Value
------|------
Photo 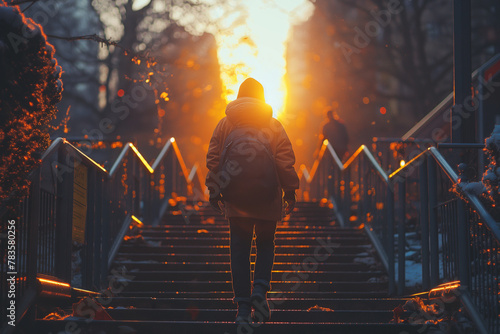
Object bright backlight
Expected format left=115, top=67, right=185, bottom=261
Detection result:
left=213, top=0, right=314, bottom=117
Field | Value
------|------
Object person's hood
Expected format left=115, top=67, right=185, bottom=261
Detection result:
left=225, top=97, right=273, bottom=127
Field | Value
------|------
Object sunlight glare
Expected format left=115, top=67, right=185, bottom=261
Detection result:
left=133, top=0, right=314, bottom=118
left=213, top=0, right=314, bottom=117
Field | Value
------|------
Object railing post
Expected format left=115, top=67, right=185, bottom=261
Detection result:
left=128, top=155, right=134, bottom=216
left=153, top=168, right=160, bottom=226
left=327, top=159, right=334, bottom=200
left=457, top=199, right=470, bottom=288
left=362, top=157, right=370, bottom=227
left=83, top=167, right=95, bottom=289
left=343, top=169, right=351, bottom=223
left=134, top=159, right=141, bottom=217
left=26, top=167, right=41, bottom=321
left=170, top=151, right=176, bottom=197
left=94, top=173, right=103, bottom=288
left=387, top=182, right=396, bottom=295
left=419, top=160, right=430, bottom=290
left=380, top=180, right=387, bottom=247
left=143, top=172, right=152, bottom=224
left=428, top=157, right=440, bottom=287
left=55, top=147, right=73, bottom=282
left=397, top=179, right=406, bottom=295
left=326, top=161, right=329, bottom=200
left=318, top=159, right=322, bottom=199
left=101, top=177, right=111, bottom=286
left=359, top=156, right=365, bottom=224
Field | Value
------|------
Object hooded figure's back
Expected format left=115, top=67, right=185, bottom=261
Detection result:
left=206, top=78, right=299, bottom=221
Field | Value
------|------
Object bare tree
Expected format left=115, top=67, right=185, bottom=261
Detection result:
left=311, top=0, right=456, bottom=122
left=13, top=0, right=226, bottom=162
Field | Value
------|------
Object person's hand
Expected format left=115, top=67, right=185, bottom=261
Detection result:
left=283, top=190, right=296, bottom=215
left=284, top=200, right=295, bottom=215
left=209, top=193, right=224, bottom=214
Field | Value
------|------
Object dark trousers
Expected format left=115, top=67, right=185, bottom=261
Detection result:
left=228, top=217, right=277, bottom=303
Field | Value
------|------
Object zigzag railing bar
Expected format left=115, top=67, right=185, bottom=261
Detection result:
left=0, top=136, right=203, bottom=331
left=302, top=141, right=498, bottom=334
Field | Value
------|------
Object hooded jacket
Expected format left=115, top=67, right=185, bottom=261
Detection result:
left=206, top=97, right=299, bottom=221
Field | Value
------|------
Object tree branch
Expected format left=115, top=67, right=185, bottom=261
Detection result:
left=45, top=33, right=158, bottom=65
left=8, top=0, right=41, bottom=5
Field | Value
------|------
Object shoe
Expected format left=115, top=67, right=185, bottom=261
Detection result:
left=251, top=284, right=271, bottom=322
left=235, top=301, right=252, bottom=324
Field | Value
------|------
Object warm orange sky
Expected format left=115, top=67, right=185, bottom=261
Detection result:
left=155, top=0, right=314, bottom=118
left=207, top=0, right=314, bottom=118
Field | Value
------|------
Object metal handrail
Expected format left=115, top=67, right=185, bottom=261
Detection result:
left=387, top=147, right=500, bottom=240
left=0, top=136, right=202, bottom=331
left=402, top=53, right=500, bottom=140
left=151, top=139, right=173, bottom=171
left=110, top=143, right=154, bottom=176
left=43, top=138, right=108, bottom=174
left=388, top=147, right=457, bottom=182
left=300, top=141, right=388, bottom=184
left=306, top=141, right=499, bottom=333
left=345, top=145, right=389, bottom=183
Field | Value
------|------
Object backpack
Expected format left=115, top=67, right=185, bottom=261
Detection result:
left=219, top=126, right=280, bottom=211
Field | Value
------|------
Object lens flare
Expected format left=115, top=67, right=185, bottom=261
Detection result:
left=212, top=0, right=314, bottom=118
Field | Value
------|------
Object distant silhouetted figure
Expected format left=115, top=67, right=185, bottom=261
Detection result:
left=320, top=109, right=349, bottom=160
left=206, top=78, right=299, bottom=324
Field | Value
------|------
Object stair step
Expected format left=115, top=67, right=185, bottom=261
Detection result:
left=101, top=297, right=406, bottom=310
left=120, top=270, right=385, bottom=281
left=164, top=213, right=336, bottom=219
left=117, top=291, right=390, bottom=299
left=35, top=320, right=426, bottom=334
left=121, top=280, right=387, bottom=293
left=105, top=308, right=395, bottom=323
left=138, top=230, right=366, bottom=238
left=125, top=236, right=368, bottom=247
left=112, top=261, right=372, bottom=272
left=163, top=218, right=339, bottom=225
left=115, top=253, right=374, bottom=263
left=33, top=202, right=406, bottom=333
left=119, top=245, right=372, bottom=254
left=145, top=225, right=361, bottom=232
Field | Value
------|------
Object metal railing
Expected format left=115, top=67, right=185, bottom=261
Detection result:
left=300, top=140, right=499, bottom=334
left=0, top=137, right=204, bottom=329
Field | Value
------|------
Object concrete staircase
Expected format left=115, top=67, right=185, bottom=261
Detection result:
left=36, top=202, right=425, bottom=333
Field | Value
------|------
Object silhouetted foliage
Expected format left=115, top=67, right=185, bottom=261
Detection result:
left=0, top=2, right=63, bottom=206
left=483, top=125, right=500, bottom=218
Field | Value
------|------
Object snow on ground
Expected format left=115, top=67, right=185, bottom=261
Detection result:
left=485, top=124, right=500, bottom=150
left=393, top=232, right=445, bottom=289
left=395, top=260, right=422, bottom=287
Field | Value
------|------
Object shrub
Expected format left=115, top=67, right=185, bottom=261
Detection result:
left=0, top=3, right=63, bottom=206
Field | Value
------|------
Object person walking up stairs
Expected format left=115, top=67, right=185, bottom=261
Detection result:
left=206, top=77, right=300, bottom=323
